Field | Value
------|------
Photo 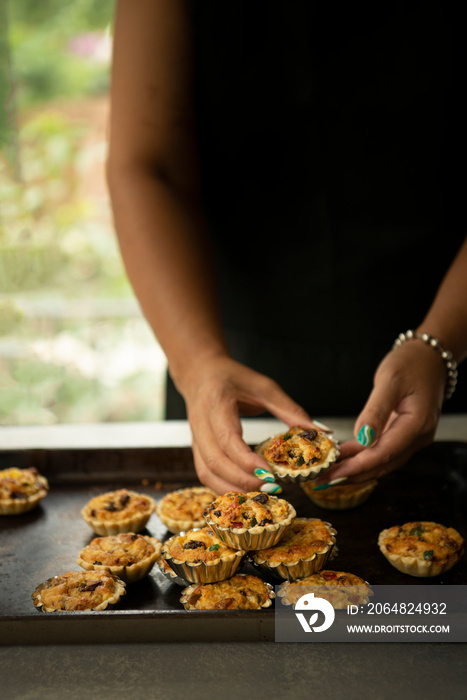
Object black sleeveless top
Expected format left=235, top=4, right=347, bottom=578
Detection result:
left=166, top=1, right=465, bottom=417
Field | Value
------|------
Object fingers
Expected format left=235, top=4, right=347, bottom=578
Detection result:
left=189, top=394, right=283, bottom=494
left=329, top=408, right=436, bottom=483
left=250, top=374, right=316, bottom=431
left=353, top=373, right=404, bottom=449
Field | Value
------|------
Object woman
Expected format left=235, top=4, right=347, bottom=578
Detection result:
left=107, top=0, right=466, bottom=494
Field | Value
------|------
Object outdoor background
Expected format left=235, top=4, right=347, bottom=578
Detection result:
left=0, top=0, right=168, bottom=426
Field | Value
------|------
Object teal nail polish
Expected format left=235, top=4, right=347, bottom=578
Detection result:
left=260, top=482, right=283, bottom=494
left=313, top=477, right=347, bottom=491
left=357, top=425, right=375, bottom=447
left=254, top=468, right=275, bottom=483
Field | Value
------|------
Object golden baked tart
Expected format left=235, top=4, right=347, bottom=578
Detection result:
left=180, top=573, right=275, bottom=610
left=161, top=526, right=245, bottom=584
left=156, top=486, right=216, bottom=534
left=0, top=467, right=49, bottom=515
left=255, top=425, right=339, bottom=483
left=203, top=491, right=296, bottom=551
left=249, top=517, right=337, bottom=581
left=301, top=479, right=378, bottom=510
left=378, top=521, right=465, bottom=577
left=76, top=532, right=162, bottom=583
left=81, top=488, right=156, bottom=535
left=277, top=570, right=372, bottom=608
left=32, top=570, right=126, bottom=612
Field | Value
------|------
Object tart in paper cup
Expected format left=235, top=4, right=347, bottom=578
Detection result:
left=32, top=570, right=126, bottom=612
left=255, top=425, right=339, bottom=484
left=301, top=479, right=378, bottom=510
left=277, top=570, right=372, bottom=608
left=156, top=486, right=216, bottom=534
left=249, top=517, right=337, bottom=581
left=180, top=573, right=275, bottom=610
left=76, top=533, right=162, bottom=584
left=81, top=488, right=156, bottom=535
left=0, top=467, right=49, bottom=515
left=203, top=491, right=296, bottom=551
left=161, top=526, right=246, bottom=584
left=378, top=521, right=465, bottom=577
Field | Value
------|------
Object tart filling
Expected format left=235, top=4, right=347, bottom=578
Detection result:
left=250, top=517, right=337, bottom=580
left=277, top=570, right=372, bottom=608
left=81, top=488, right=156, bottom=535
left=156, top=486, right=216, bottom=534
left=255, top=425, right=339, bottom=483
left=0, top=467, right=49, bottom=515
left=180, top=573, right=275, bottom=610
left=161, top=526, right=245, bottom=583
left=301, top=479, right=378, bottom=510
left=378, top=521, right=465, bottom=577
left=204, top=491, right=296, bottom=551
left=32, top=570, right=126, bottom=612
left=76, top=533, right=162, bottom=583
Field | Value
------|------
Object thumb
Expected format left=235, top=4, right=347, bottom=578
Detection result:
left=354, top=379, right=403, bottom=447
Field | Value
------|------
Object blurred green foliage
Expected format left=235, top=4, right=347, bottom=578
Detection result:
left=0, top=0, right=167, bottom=426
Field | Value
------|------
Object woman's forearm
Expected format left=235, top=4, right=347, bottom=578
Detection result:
left=416, top=235, right=467, bottom=364
left=107, top=163, right=230, bottom=391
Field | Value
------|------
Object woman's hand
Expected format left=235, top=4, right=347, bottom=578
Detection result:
left=178, top=355, right=318, bottom=494
left=323, top=338, right=447, bottom=484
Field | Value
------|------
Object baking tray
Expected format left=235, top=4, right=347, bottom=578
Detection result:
left=1, top=440, right=466, bottom=645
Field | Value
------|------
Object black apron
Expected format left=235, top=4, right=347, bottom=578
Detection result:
left=166, top=0, right=465, bottom=418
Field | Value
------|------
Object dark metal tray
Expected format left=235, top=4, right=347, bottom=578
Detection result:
left=1, top=441, right=466, bottom=644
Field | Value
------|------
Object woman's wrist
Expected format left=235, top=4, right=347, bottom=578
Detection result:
left=392, top=329, right=458, bottom=400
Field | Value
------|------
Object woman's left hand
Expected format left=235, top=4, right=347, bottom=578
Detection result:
left=321, top=338, right=447, bottom=484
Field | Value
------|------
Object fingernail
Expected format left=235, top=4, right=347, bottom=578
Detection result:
left=357, top=425, right=375, bottom=447
left=312, top=419, right=333, bottom=433
left=313, top=477, right=347, bottom=491
left=254, top=468, right=276, bottom=483
left=260, top=482, right=283, bottom=494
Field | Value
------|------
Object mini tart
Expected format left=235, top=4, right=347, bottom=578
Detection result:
left=76, top=533, right=162, bottom=583
left=0, top=467, right=49, bottom=515
left=255, top=425, right=339, bottom=483
left=156, top=486, right=216, bottom=534
left=161, top=526, right=245, bottom=583
left=301, top=479, right=378, bottom=510
left=203, top=491, right=296, bottom=551
left=249, top=517, right=337, bottom=581
left=180, top=573, right=275, bottom=610
left=277, top=570, right=372, bottom=608
left=81, top=488, right=156, bottom=535
left=32, top=570, right=126, bottom=612
left=378, top=521, right=465, bottom=577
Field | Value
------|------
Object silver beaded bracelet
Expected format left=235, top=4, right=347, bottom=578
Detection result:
left=392, top=330, right=458, bottom=400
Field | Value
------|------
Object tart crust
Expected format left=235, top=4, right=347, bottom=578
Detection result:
left=156, top=486, right=216, bottom=534
left=277, top=570, right=372, bottom=608
left=32, top=570, right=126, bottom=612
left=203, top=491, right=296, bottom=551
left=81, top=488, right=156, bottom=535
left=378, top=521, right=465, bottom=577
left=180, top=573, right=275, bottom=610
left=76, top=533, right=162, bottom=583
left=158, top=555, right=188, bottom=586
left=255, top=425, right=339, bottom=483
left=249, top=517, right=337, bottom=581
left=161, top=526, right=245, bottom=583
left=301, top=479, right=378, bottom=510
left=0, top=467, right=49, bottom=515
